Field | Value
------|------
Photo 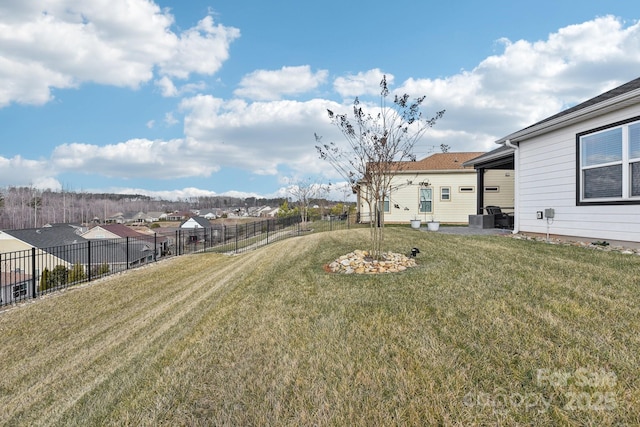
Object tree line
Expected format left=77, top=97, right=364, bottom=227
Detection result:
left=0, top=186, right=343, bottom=231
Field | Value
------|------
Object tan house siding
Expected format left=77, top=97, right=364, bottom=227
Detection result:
left=358, top=156, right=479, bottom=224
left=0, top=232, right=71, bottom=277
left=483, top=169, right=515, bottom=212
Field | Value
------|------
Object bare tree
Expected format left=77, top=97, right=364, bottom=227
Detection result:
left=286, top=177, right=326, bottom=231
left=316, top=75, right=444, bottom=258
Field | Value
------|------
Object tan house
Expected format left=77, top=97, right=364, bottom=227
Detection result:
left=357, top=152, right=514, bottom=224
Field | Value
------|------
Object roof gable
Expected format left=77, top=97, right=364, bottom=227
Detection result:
left=180, top=216, right=211, bottom=228
left=86, top=224, right=150, bottom=239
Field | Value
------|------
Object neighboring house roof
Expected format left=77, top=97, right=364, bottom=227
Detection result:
left=180, top=216, right=212, bottom=229
left=146, top=211, right=166, bottom=219
left=1, top=271, right=32, bottom=286
left=497, top=76, right=640, bottom=144
left=44, top=222, right=86, bottom=231
left=398, top=152, right=485, bottom=172
left=85, top=224, right=150, bottom=239
left=4, top=226, right=87, bottom=249
left=57, top=239, right=154, bottom=266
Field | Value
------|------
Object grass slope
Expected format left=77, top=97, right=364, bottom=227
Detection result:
left=0, top=228, right=639, bottom=426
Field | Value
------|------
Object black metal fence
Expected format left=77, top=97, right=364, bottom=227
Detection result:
left=0, top=214, right=354, bottom=309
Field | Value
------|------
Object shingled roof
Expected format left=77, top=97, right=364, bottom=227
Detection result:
left=88, top=223, right=151, bottom=239
left=398, top=152, right=485, bottom=171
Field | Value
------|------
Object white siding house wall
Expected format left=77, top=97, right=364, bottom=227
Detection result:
left=517, top=103, right=640, bottom=241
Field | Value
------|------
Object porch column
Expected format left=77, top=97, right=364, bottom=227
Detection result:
left=476, top=167, right=485, bottom=214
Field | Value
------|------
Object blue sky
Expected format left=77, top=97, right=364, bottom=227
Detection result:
left=1, top=1, right=639, bottom=201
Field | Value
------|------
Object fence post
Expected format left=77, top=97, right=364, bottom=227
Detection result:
left=154, top=233, right=157, bottom=262
left=266, top=219, right=269, bottom=245
left=235, top=224, right=239, bottom=253
left=31, top=247, right=37, bottom=299
left=87, top=240, right=92, bottom=282
left=126, top=236, right=130, bottom=270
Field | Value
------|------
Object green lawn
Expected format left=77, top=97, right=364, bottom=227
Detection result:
left=0, top=228, right=638, bottom=426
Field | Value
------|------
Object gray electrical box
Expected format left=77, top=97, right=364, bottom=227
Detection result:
left=544, top=208, right=555, bottom=218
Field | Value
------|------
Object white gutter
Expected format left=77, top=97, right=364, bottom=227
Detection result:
left=503, top=139, right=519, bottom=234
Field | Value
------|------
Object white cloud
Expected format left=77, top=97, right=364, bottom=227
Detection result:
left=107, top=186, right=221, bottom=201
left=146, top=120, right=155, bottom=129
left=159, top=15, right=240, bottom=79
left=333, top=69, right=392, bottom=99
left=51, top=138, right=220, bottom=179
left=5, top=14, right=640, bottom=199
left=155, top=76, right=207, bottom=97
left=234, top=65, right=329, bottom=101
left=0, top=1, right=239, bottom=107
left=395, top=15, right=640, bottom=145
left=0, top=155, right=61, bottom=190
left=155, top=76, right=178, bottom=97
left=179, top=94, right=345, bottom=177
left=164, top=112, right=179, bottom=126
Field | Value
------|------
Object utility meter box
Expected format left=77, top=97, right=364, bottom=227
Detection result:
left=544, top=208, right=555, bottom=218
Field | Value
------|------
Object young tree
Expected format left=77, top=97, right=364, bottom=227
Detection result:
left=286, top=178, right=326, bottom=231
left=316, top=76, right=444, bottom=258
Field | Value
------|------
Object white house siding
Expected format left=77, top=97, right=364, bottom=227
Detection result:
left=180, top=218, right=202, bottom=229
left=517, top=103, right=640, bottom=242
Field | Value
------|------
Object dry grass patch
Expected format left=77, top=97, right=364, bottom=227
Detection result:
left=0, top=228, right=639, bottom=425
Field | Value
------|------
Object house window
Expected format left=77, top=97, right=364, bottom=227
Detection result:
left=378, top=200, right=390, bottom=213
left=419, top=188, right=432, bottom=213
left=578, top=117, right=640, bottom=203
left=440, top=187, right=451, bottom=201
left=484, top=186, right=500, bottom=192
left=459, top=186, right=475, bottom=193
left=13, top=283, right=27, bottom=299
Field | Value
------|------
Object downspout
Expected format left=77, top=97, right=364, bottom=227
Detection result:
left=504, top=139, right=519, bottom=234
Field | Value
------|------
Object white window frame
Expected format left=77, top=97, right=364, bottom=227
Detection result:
left=440, top=186, right=451, bottom=201
left=419, top=188, right=433, bottom=213
left=577, top=116, right=640, bottom=204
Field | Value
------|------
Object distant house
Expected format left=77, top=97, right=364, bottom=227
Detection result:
left=491, top=76, right=640, bottom=242
left=261, top=207, right=280, bottom=218
left=198, top=209, right=218, bottom=220
left=146, top=211, right=167, bottom=222
left=167, top=211, right=190, bottom=221
left=0, top=271, right=33, bottom=304
left=82, top=223, right=168, bottom=258
left=105, top=212, right=125, bottom=224
left=357, top=152, right=514, bottom=224
left=1, top=223, right=156, bottom=280
left=82, top=224, right=151, bottom=240
left=180, top=216, right=212, bottom=229
left=0, top=226, right=83, bottom=280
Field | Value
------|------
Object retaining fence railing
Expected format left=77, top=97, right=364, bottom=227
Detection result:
left=0, top=214, right=354, bottom=309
